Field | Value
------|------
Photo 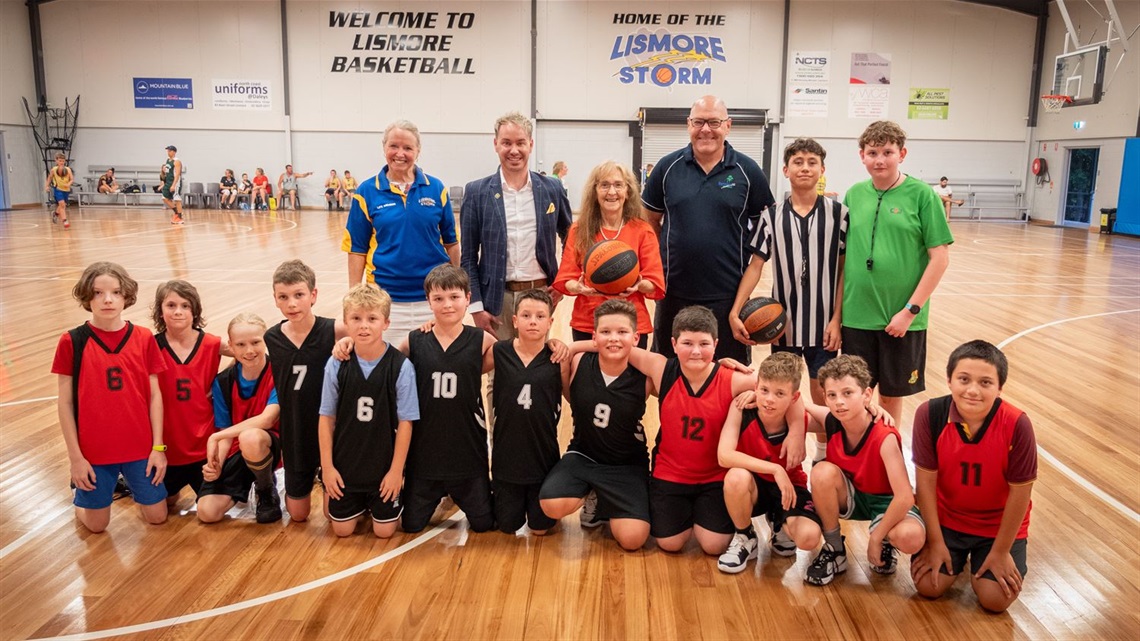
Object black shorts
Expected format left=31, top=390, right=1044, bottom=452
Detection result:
left=164, top=460, right=206, bottom=498
left=492, top=478, right=556, bottom=533
left=771, top=345, right=837, bottom=379
left=325, top=188, right=337, bottom=195
left=198, top=433, right=282, bottom=503
left=913, top=526, right=1029, bottom=582
left=840, top=327, right=927, bottom=397
left=401, top=474, right=494, bottom=533
left=328, top=489, right=402, bottom=523
left=649, top=477, right=734, bottom=538
left=539, top=453, right=650, bottom=522
left=751, top=474, right=823, bottom=527
left=284, top=463, right=322, bottom=500
left=653, top=296, right=749, bottom=364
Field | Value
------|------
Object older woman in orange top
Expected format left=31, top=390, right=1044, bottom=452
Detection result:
left=553, top=161, right=665, bottom=348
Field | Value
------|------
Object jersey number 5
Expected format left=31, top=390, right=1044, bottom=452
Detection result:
left=176, top=378, right=191, bottom=401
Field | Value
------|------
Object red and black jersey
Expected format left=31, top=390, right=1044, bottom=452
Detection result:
left=914, top=396, right=1037, bottom=539
left=214, top=362, right=279, bottom=458
left=156, top=331, right=221, bottom=465
left=736, top=408, right=809, bottom=487
left=50, top=322, right=166, bottom=465
left=824, top=415, right=900, bottom=496
left=652, top=360, right=735, bottom=484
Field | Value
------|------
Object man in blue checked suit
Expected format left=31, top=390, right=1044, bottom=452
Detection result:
left=460, top=112, right=572, bottom=338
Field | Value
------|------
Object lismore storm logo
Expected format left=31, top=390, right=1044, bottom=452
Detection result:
left=610, top=29, right=726, bottom=87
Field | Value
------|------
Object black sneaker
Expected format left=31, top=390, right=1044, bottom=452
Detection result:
left=255, top=486, right=282, bottom=523
left=805, top=537, right=847, bottom=586
left=871, top=540, right=897, bottom=575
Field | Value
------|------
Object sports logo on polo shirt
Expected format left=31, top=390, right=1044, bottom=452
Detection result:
left=718, top=175, right=736, bottom=189
left=610, top=27, right=727, bottom=87
left=418, top=197, right=437, bottom=207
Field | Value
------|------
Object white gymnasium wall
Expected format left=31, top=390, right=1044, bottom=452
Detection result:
left=286, top=1, right=531, bottom=132
left=1026, top=0, right=1139, bottom=226
left=39, top=1, right=287, bottom=130
left=533, top=122, right=637, bottom=208
left=1, top=1, right=50, bottom=206
left=537, top=1, right=786, bottom=120
left=778, top=1, right=1037, bottom=209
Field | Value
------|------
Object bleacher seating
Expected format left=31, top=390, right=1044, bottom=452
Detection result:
left=928, top=179, right=1026, bottom=220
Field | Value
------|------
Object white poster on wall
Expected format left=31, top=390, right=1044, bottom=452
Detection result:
left=787, top=86, right=829, bottom=118
left=791, top=51, right=830, bottom=83
left=848, top=86, right=890, bottom=118
left=850, top=52, right=891, bottom=85
left=212, top=80, right=272, bottom=110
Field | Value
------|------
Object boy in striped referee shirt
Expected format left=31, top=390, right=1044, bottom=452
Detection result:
left=730, top=138, right=848, bottom=461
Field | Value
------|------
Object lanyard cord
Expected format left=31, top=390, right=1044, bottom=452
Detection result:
left=866, top=173, right=903, bottom=270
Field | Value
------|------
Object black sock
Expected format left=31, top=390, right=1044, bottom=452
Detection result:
left=245, top=453, right=275, bottom=491
left=736, top=524, right=755, bottom=537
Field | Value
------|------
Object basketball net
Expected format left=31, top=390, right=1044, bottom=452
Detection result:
left=1040, top=95, right=1072, bottom=114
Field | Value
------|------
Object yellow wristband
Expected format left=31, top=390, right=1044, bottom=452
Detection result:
left=152, top=444, right=167, bottom=452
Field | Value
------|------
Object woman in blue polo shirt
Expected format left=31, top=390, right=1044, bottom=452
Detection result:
left=344, top=119, right=459, bottom=341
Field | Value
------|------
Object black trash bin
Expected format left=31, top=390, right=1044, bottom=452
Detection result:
left=1100, top=208, right=1117, bottom=234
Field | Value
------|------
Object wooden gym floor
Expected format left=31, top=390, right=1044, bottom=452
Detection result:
left=0, top=206, right=1137, bottom=640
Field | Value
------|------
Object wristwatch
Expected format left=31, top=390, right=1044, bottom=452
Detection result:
left=152, top=444, right=168, bottom=452
left=904, top=303, right=922, bottom=315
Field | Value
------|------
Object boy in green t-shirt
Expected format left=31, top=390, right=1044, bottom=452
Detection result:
left=841, top=121, right=953, bottom=425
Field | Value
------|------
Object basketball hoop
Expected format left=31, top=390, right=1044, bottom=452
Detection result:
left=1040, top=94, right=1072, bottom=114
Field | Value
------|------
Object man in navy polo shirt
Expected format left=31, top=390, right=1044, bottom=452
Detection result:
left=642, top=95, right=776, bottom=362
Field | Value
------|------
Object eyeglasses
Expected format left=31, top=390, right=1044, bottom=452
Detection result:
left=597, top=181, right=626, bottom=192
left=688, top=118, right=726, bottom=129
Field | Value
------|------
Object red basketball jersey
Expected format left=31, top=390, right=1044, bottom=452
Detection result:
left=652, top=361, right=736, bottom=484
left=824, top=415, right=900, bottom=496
left=156, top=331, right=222, bottom=465
left=736, top=408, right=809, bottom=487
left=929, top=398, right=1035, bottom=538
left=215, top=363, right=279, bottom=458
left=50, top=323, right=166, bottom=465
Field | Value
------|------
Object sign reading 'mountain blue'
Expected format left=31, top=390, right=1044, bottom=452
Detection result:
left=133, top=78, right=194, bottom=109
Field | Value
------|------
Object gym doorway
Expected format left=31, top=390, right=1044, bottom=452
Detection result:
left=1063, top=147, right=1099, bottom=226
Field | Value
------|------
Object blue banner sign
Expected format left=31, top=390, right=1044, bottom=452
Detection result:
left=133, top=78, right=194, bottom=109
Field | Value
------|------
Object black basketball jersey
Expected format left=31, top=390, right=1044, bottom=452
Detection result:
left=490, top=340, right=562, bottom=484
left=567, top=352, right=648, bottom=468
left=264, top=316, right=337, bottom=469
left=407, top=326, right=488, bottom=480
left=333, top=349, right=406, bottom=491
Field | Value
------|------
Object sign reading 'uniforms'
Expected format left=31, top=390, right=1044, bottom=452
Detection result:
left=609, top=12, right=729, bottom=87
left=327, top=10, right=477, bottom=74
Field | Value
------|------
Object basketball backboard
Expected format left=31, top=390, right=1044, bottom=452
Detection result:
left=1052, top=45, right=1108, bottom=106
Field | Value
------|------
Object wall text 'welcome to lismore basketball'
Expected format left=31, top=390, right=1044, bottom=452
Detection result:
left=610, top=33, right=727, bottom=87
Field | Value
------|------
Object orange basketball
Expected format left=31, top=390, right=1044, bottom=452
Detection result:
left=738, top=297, right=787, bottom=344
left=654, top=66, right=674, bottom=85
left=583, top=240, right=640, bottom=295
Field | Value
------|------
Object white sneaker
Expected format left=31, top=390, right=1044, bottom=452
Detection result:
left=718, top=531, right=759, bottom=574
left=580, top=490, right=603, bottom=528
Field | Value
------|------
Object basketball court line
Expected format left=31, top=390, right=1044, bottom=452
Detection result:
left=997, top=308, right=1140, bottom=523
left=0, top=395, right=57, bottom=408
left=0, top=506, right=73, bottom=561
left=29, top=512, right=465, bottom=641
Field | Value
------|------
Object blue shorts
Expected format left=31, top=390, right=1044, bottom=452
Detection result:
left=74, top=459, right=168, bottom=509
left=53, top=189, right=70, bottom=204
